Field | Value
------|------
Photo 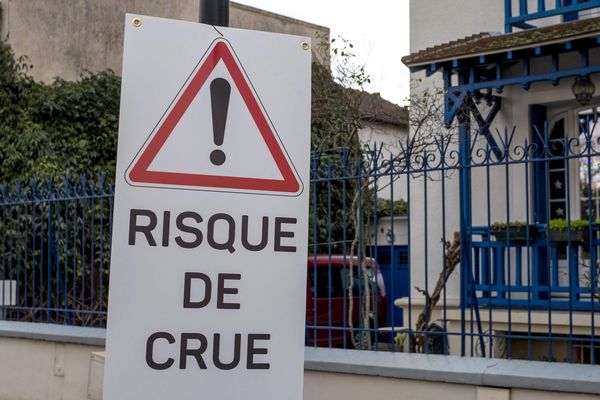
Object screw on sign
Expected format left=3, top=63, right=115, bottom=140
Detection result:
left=102, top=14, right=311, bottom=400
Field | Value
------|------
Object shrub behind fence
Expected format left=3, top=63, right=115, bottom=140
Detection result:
left=0, top=176, right=113, bottom=327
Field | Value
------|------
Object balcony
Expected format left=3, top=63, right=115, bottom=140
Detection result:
left=470, top=223, right=600, bottom=310
left=506, top=0, right=600, bottom=32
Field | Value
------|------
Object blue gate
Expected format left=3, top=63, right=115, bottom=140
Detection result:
left=370, top=245, right=409, bottom=327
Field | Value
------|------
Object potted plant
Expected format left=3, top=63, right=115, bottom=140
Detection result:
left=491, top=221, right=535, bottom=243
left=548, top=219, right=589, bottom=243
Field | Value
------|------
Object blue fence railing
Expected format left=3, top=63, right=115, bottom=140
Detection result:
left=505, top=0, right=600, bottom=32
left=3, top=116, right=600, bottom=363
left=0, top=176, right=113, bottom=327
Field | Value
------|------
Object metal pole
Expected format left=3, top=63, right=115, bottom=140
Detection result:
left=458, top=100, right=471, bottom=358
left=457, top=72, right=472, bottom=358
left=200, top=0, right=230, bottom=27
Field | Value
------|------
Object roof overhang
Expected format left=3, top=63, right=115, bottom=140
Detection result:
left=402, top=17, right=600, bottom=70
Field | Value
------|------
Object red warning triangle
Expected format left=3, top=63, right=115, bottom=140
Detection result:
left=127, top=39, right=302, bottom=195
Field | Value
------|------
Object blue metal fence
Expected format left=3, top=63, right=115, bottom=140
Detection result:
left=0, top=176, right=113, bottom=327
left=3, top=118, right=600, bottom=363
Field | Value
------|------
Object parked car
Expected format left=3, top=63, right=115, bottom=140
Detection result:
left=305, top=255, right=388, bottom=348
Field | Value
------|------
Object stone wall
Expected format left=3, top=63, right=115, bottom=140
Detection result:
left=0, top=322, right=599, bottom=400
left=0, top=0, right=328, bottom=82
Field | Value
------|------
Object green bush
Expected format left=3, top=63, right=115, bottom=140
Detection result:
left=0, top=40, right=120, bottom=184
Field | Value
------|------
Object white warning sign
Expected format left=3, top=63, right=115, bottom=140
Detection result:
left=126, top=37, right=302, bottom=195
left=103, top=14, right=311, bottom=400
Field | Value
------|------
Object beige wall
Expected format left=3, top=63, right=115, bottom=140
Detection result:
left=0, top=0, right=329, bottom=82
left=0, top=336, right=102, bottom=400
left=0, top=334, right=597, bottom=400
left=305, top=370, right=478, bottom=400
left=305, top=371, right=600, bottom=400
left=409, top=0, right=504, bottom=54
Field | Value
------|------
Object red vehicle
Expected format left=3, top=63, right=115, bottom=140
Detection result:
left=305, top=255, right=388, bottom=348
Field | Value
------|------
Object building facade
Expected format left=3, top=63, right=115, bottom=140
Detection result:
left=0, top=0, right=329, bottom=82
left=404, top=0, right=600, bottom=361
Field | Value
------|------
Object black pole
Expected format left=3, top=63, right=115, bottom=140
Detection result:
left=199, top=0, right=229, bottom=27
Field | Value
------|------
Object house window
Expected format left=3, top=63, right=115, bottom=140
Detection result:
left=549, top=118, right=568, bottom=219
left=578, top=107, right=600, bottom=219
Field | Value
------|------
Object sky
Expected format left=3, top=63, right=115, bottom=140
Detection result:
left=235, top=0, right=411, bottom=106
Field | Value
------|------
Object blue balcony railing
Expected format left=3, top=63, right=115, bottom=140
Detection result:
left=470, top=224, right=600, bottom=310
left=505, top=0, right=600, bottom=32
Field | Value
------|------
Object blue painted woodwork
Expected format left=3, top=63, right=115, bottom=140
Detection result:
left=471, top=224, right=600, bottom=310
left=370, top=245, right=409, bottom=327
left=506, top=0, right=600, bottom=32
left=531, top=104, right=550, bottom=301
left=467, top=96, right=503, bottom=160
left=457, top=72, right=485, bottom=357
left=445, top=62, right=600, bottom=126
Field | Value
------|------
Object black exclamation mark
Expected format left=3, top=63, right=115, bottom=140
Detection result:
left=209, top=78, right=231, bottom=166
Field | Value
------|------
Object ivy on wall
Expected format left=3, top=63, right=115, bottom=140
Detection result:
left=0, top=41, right=120, bottom=183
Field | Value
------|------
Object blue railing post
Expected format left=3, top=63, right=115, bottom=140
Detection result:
left=505, top=0, right=513, bottom=32
left=563, top=0, right=579, bottom=21
left=519, top=0, right=529, bottom=17
left=538, top=0, right=546, bottom=12
left=458, top=99, right=472, bottom=357
left=46, top=184, right=53, bottom=323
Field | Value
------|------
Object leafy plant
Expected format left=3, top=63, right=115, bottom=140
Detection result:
left=0, top=39, right=121, bottom=184
left=490, top=221, right=528, bottom=231
left=549, top=219, right=589, bottom=231
left=376, top=198, right=408, bottom=218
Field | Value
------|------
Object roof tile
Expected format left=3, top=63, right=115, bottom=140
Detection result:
left=402, top=17, right=600, bottom=67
